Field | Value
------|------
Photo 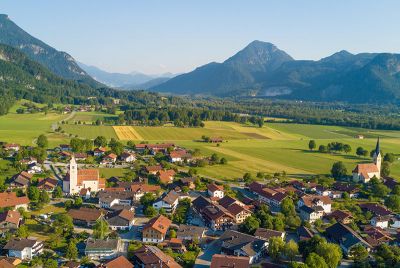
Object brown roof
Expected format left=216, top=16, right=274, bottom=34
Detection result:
left=301, top=195, right=332, bottom=206
left=0, top=210, right=21, bottom=226
left=100, top=256, right=133, bottom=268
left=158, top=170, right=176, bottom=184
left=146, top=165, right=163, bottom=172
left=113, top=209, right=135, bottom=222
left=68, top=207, right=103, bottom=222
left=359, top=203, right=392, bottom=216
left=130, top=183, right=161, bottom=193
left=37, top=177, right=58, bottom=189
left=254, top=228, right=284, bottom=240
left=353, top=163, right=379, bottom=174
left=211, top=254, right=250, bottom=268
left=0, top=259, right=14, bottom=268
left=0, top=192, right=29, bottom=208
left=207, top=183, right=224, bottom=192
left=105, top=153, right=118, bottom=159
left=143, top=215, right=171, bottom=235
left=4, top=238, right=39, bottom=250
left=325, top=210, right=353, bottom=222
left=77, top=169, right=99, bottom=183
left=133, top=245, right=181, bottom=268
left=170, top=150, right=191, bottom=159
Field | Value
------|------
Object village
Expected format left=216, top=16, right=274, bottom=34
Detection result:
left=0, top=135, right=398, bottom=268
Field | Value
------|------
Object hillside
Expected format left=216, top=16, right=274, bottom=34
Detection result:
left=152, top=41, right=400, bottom=103
left=0, top=14, right=101, bottom=88
left=0, top=43, right=100, bottom=114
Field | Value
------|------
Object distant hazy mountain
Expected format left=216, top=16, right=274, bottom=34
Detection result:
left=78, top=62, right=175, bottom=88
left=0, top=14, right=101, bottom=88
left=153, top=40, right=400, bottom=103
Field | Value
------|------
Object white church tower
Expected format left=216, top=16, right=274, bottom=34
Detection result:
left=63, top=156, right=79, bottom=194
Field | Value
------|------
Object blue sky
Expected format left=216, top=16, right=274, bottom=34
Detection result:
left=1, top=0, right=399, bottom=74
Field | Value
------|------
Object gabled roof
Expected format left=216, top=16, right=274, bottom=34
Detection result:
left=4, top=238, right=39, bottom=250
left=219, top=230, right=266, bottom=257
left=352, top=163, right=379, bottom=174
left=211, top=254, right=250, bottom=268
left=254, top=228, right=284, bottom=240
left=100, top=256, right=133, bottom=268
left=68, top=207, right=103, bottom=222
left=325, top=222, right=371, bottom=249
left=325, top=210, right=353, bottom=222
left=300, top=195, right=332, bottom=206
left=297, top=226, right=313, bottom=239
left=207, top=183, right=224, bottom=192
left=133, top=245, right=181, bottom=268
left=0, top=210, right=21, bottom=226
left=157, top=190, right=179, bottom=205
left=359, top=203, right=392, bottom=216
left=0, top=192, right=29, bottom=208
left=85, top=238, right=119, bottom=251
left=143, top=215, right=171, bottom=235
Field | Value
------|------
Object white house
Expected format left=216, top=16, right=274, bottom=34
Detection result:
left=371, top=216, right=390, bottom=229
left=299, top=206, right=324, bottom=223
left=153, top=191, right=179, bottom=214
left=4, top=239, right=44, bottom=260
left=120, top=152, right=136, bottom=163
left=298, top=195, right=332, bottom=214
left=207, top=183, right=224, bottom=199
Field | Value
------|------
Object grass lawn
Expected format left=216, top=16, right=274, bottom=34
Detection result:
left=0, top=159, right=18, bottom=182
left=99, top=167, right=127, bottom=178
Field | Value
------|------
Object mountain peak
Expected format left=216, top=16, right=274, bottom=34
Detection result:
left=224, top=40, right=293, bottom=71
left=321, top=50, right=354, bottom=63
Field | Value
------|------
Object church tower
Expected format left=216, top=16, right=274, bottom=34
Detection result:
left=373, top=137, right=382, bottom=176
left=69, top=156, right=78, bottom=194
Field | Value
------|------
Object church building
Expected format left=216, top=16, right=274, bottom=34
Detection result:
left=352, top=138, right=382, bottom=183
left=63, top=156, right=105, bottom=195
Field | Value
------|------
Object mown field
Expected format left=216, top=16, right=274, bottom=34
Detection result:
left=3, top=107, right=400, bottom=181
left=0, top=101, right=69, bottom=146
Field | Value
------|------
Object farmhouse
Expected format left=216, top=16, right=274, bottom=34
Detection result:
left=99, top=256, right=133, bottom=268
left=37, top=177, right=58, bottom=192
left=3, top=238, right=44, bottom=260
left=157, top=169, right=176, bottom=184
left=132, top=245, right=182, bottom=268
left=10, top=171, right=33, bottom=189
left=207, top=183, right=224, bottom=199
left=152, top=190, right=180, bottom=214
left=211, top=255, right=250, bottom=268
left=352, top=138, right=382, bottom=183
left=176, top=224, right=206, bottom=242
left=0, top=210, right=22, bottom=230
left=298, top=195, right=332, bottom=214
left=68, top=207, right=104, bottom=227
left=142, top=215, right=172, bottom=243
left=218, top=230, right=268, bottom=264
left=84, top=238, right=121, bottom=260
left=0, top=192, right=29, bottom=210
left=169, top=149, right=192, bottom=163
left=105, top=209, right=135, bottom=231
left=63, top=156, right=105, bottom=195
left=119, top=152, right=136, bottom=162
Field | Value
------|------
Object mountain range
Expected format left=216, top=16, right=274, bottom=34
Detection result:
left=152, top=41, right=400, bottom=103
left=1, top=14, right=400, bottom=104
left=0, top=14, right=101, bottom=88
left=77, top=62, right=175, bottom=88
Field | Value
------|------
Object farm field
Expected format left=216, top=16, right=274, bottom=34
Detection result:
left=0, top=102, right=68, bottom=146
left=62, top=124, right=118, bottom=140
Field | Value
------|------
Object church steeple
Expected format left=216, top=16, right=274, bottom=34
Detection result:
left=375, top=137, right=381, bottom=157
left=373, top=137, right=382, bottom=178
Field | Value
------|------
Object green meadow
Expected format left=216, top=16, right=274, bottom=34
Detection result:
left=2, top=105, right=400, bottom=181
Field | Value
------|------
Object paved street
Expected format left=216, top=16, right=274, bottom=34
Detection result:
left=194, top=239, right=221, bottom=268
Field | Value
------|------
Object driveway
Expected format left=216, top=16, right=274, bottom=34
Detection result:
left=194, top=239, right=221, bottom=268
